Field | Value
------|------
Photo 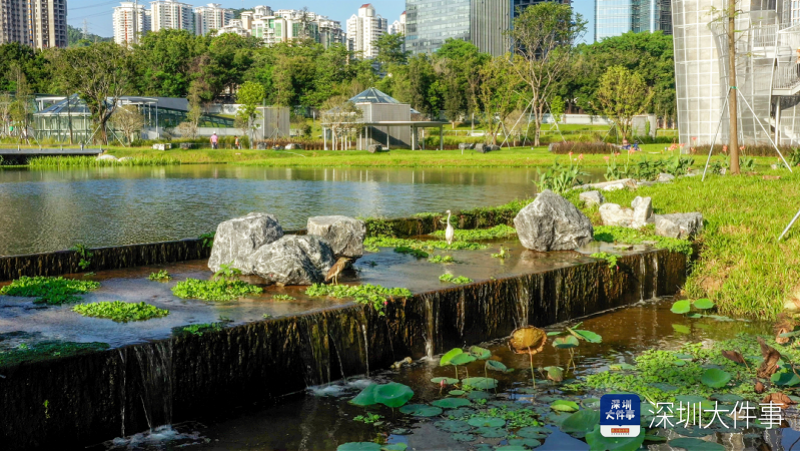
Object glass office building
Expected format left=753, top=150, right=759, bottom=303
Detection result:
left=405, top=0, right=471, bottom=55
left=595, top=0, right=672, bottom=41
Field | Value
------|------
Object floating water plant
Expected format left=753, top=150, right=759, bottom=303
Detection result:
left=428, top=255, right=455, bottom=264
left=73, top=301, right=169, bottom=322
left=590, top=252, right=618, bottom=274
left=671, top=298, right=715, bottom=315
left=490, top=246, right=509, bottom=259
left=271, top=294, right=296, bottom=301
left=364, top=236, right=486, bottom=253
left=305, top=283, right=412, bottom=316
left=148, top=270, right=172, bottom=281
left=177, top=322, right=223, bottom=336
left=440, top=348, right=477, bottom=379
left=172, top=278, right=262, bottom=302
left=439, top=274, right=473, bottom=284
left=0, top=276, right=100, bottom=305
left=350, top=382, right=414, bottom=409
left=430, top=224, right=517, bottom=241
left=394, top=246, right=429, bottom=259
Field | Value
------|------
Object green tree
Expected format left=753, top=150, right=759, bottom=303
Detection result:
left=478, top=57, right=522, bottom=145
left=133, top=29, right=199, bottom=97
left=374, top=33, right=409, bottom=68
left=508, top=2, right=586, bottom=146
left=595, top=66, right=652, bottom=140
left=235, top=81, right=266, bottom=147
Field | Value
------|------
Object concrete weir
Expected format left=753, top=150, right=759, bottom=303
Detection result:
left=0, top=248, right=687, bottom=450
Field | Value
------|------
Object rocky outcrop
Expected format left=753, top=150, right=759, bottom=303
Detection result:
left=575, top=179, right=637, bottom=192
left=208, top=213, right=284, bottom=273
left=579, top=190, right=605, bottom=207
left=307, top=215, right=366, bottom=259
left=599, top=197, right=653, bottom=229
left=249, top=235, right=334, bottom=285
left=655, top=213, right=704, bottom=239
left=513, top=190, right=594, bottom=251
left=631, top=196, right=654, bottom=228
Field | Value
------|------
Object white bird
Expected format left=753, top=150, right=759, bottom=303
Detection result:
left=445, top=210, right=455, bottom=245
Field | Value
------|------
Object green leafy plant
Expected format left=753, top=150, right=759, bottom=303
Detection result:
left=602, top=152, right=630, bottom=181
left=0, top=276, right=100, bottom=305
left=350, top=382, right=415, bottom=409
left=394, top=246, right=429, bottom=259
left=353, top=413, right=384, bottom=425
left=633, top=155, right=666, bottom=181
left=590, top=252, right=619, bottom=274
left=73, top=301, right=169, bottom=322
left=179, top=322, right=223, bottom=336
left=172, top=278, right=262, bottom=302
left=740, top=155, right=756, bottom=172
left=213, top=262, right=242, bottom=281
left=535, top=158, right=588, bottom=194
left=262, top=313, right=272, bottom=319
left=272, top=294, right=296, bottom=301
left=491, top=247, right=509, bottom=259
left=364, top=236, right=486, bottom=253
left=306, top=283, right=412, bottom=316
left=148, top=270, right=171, bottom=281
left=439, top=274, right=473, bottom=284
left=428, top=255, right=455, bottom=264
left=708, top=159, right=729, bottom=175
left=70, top=244, right=94, bottom=270
left=199, top=232, right=215, bottom=249
left=663, top=155, right=694, bottom=177
left=670, top=298, right=715, bottom=315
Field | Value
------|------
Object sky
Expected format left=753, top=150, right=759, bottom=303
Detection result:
left=69, top=0, right=595, bottom=43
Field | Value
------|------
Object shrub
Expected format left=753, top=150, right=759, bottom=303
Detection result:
left=549, top=141, right=616, bottom=155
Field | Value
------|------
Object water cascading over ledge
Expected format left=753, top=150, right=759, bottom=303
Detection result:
left=0, top=248, right=687, bottom=450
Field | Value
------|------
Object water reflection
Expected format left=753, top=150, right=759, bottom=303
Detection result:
left=0, top=165, right=603, bottom=256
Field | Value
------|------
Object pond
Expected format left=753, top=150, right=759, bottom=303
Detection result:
left=0, top=165, right=603, bottom=256
left=87, top=299, right=793, bottom=451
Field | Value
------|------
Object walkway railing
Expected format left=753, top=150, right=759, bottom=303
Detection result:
left=773, top=63, right=800, bottom=91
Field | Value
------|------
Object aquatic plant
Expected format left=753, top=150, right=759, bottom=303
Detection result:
left=364, top=236, right=486, bottom=253
left=535, top=158, right=588, bottom=194
left=70, top=244, right=93, bottom=270
left=199, top=232, right=215, bottom=249
left=671, top=298, right=715, bottom=315
left=0, top=340, right=108, bottom=369
left=271, top=294, right=296, bottom=301
left=590, top=252, right=618, bottom=274
left=509, top=326, right=547, bottom=388
left=439, top=274, right=473, bottom=284
left=490, top=246, right=509, bottom=259
left=172, top=278, right=262, bottom=302
left=305, top=283, right=412, bottom=316
left=352, top=413, right=384, bottom=425
left=350, top=382, right=415, bottom=409
left=73, top=300, right=169, bottom=322
left=0, top=276, right=99, bottom=305
left=428, top=255, right=455, bottom=264
left=430, top=224, right=517, bottom=241
left=440, top=348, right=476, bottom=380
left=27, top=155, right=179, bottom=168
left=178, top=322, right=224, bottom=336
left=148, top=270, right=172, bottom=281
left=394, top=246, right=429, bottom=259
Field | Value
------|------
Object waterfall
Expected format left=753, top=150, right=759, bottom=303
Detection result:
left=133, top=341, right=174, bottom=431
left=118, top=349, right=126, bottom=438
left=652, top=253, right=659, bottom=300
left=424, top=296, right=435, bottom=359
left=639, top=256, right=646, bottom=302
left=360, top=324, right=370, bottom=377
left=517, top=278, right=529, bottom=328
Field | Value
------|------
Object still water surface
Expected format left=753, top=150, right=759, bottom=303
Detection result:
left=0, top=165, right=589, bottom=256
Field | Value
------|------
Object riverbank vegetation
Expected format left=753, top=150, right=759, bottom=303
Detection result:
left=0, top=276, right=99, bottom=305
left=72, top=300, right=169, bottom=322
left=0, top=339, right=108, bottom=369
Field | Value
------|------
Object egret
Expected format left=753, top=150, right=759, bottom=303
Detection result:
left=325, top=256, right=351, bottom=285
left=445, top=210, right=455, bottom=245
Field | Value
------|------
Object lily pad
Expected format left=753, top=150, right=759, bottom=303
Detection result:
left=649, top=382, right=678, bottom=392
left=711, top=394, right=744, bottom=403
left=474, top=427, right=507, bottom=438
left=448, top=407, right=477, bottom=418
left=550, top=400, right=580, bottom=412
left=432, top=398, right=471, bottom=409
left=668, top=438, right=725, bottom=451
left=350, top=384, right=380, bottom=406
left=486, top=360, right=511, bottom=373
left=672, top=426, right=714, bottom=437
left=552, top=335, right=580, bottom=349
left=467, top=417, right=506, bottom=428
left=771, top=371, right=800, bottom=387
left=700, top=368, right=731, bottom=389
left=644, top=435, right=667, bottom=442
left=337, top=443, right=381, bottom=451
left=462, top=377, right=498, bottom=390
left=561, top=409, right=600, bottom=434
left=440, top=348, right=463, bottom=366
left=692, top=298, right=714, bottom=310
left=508, top=438, right=542, bottom=448
left=432, top=377, right=459, bottom=385
left=544, top=366, right=564, bottom=382
left=451, top=433, right=475, bottom=442
left=671, top=300, right=691, bottom=314
left=436, top=420, right=471, bottom=432
left=569, top=329, right=602, bottom=343
left=517, top=426, right=551, bottom=437
left=609, top=363, right=635, bottom=371
left=375, top=383, right=414, bottom=408
left=450, top=353, right=477, bottom=366
left=469, top=346, right=491, bottom=359
left=449, top=390, right=466, bottom=396
left=582, top=398, right=601, bottom=409
left=382, top=445, right=407, bottom=451
left=467, top=391, right=492, bottom=400
left=586, top=425, right=644, bottom=451
left=494, top=446, right=527, bottom=451
left=672, top=324, right=691, bottom=334
left=398, top=404, right=442, bottom=417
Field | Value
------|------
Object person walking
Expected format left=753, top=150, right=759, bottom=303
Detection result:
left=210, top=132, right=218, bottom=149
left=234, top=136, right=240, bottom=150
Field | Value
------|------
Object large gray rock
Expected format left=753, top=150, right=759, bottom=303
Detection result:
left=307, top=215, right=366, bottom=259
left=655, top=213, right=704, bottom=239
left=368, top=144, right=383, bottom=153
left=208, top=213, right=284, bottom=273
left=285, top=143, right=304, bottom=150
left=513, top=190, right=594, bottom=251
left=249, top=235, right=335, bottom=285
left=579, top=190, right=605, bottom=207
left=631, top=196, right=654, bottom=228
left=599, top=203, right=635, bottom=228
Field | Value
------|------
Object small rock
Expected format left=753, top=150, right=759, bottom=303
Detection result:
left=368, top=144, right=383, bottom=153
left=631, top=196, right=654, bottom=228
left=599, top=203, right=635, bottom=228
left=654, top=213, right=704, bottom=239
left=249, top=235, right=335, bottom=285
left=208, top=213, right=284, bottom=274
left=513, top=190, right=594, bottom=251
left=286, top=143, right=305, bottom=150
left=579, top=190, right=605, bottom=207
left=307, top=215, right=366, bottom=259
left=273, top=145, right=284, bottom=150
left=475, top=144, right=489, bottom=153
left=575, top=179, right=637, bottom=192
left=97, top=154, right=118, bottom=161
left=656, top=173, right=675, bottom=183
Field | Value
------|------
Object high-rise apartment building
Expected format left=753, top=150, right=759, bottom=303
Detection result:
left=470, top=0, right=510, bottom=56
left=595, top=0, right=671, bottom=41
left=194, top=3, right=233, bottom=36
left=346, top=3, right=387, bottom=58
left=150, top=0, right=194, bottom=33
left=0, top=0, right=66, bottom=49
left=113, top=2, right=151, bottom=45
left=389, top=11, right=406, bottom=35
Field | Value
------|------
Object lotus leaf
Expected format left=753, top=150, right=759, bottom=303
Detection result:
left=469, top=345, right=491, bottom=359
left=649, top=382, right=678, bottom=392
left=668, top=438, right=725, bottom=451
left=700, top=368, right=731, bottom=389
left=586, top=425, right=644, bottom=451
left=381, top=445, right=407, bottom=451
left=431, top=398, right=471, bottom=409
left=440, top=348, right=463, bottom=366
left=467, top=417, right=506, bottom=428
left=375, top=383, right=414, bottom=408
left=486, top=360, right=510, bottom=372
left=350, top=383, right=379, bottom=406
left=692, top=298, right=715, bottom=310
left=449, top=390, right=466, bottom=395
left=644, top=435, right=667, bottom=442
left=544, top=366, right=564, bottom=382
left=474, top=426, right=506, bottom=438
left=467, top=391, right=491, bottom=400
left=609, top=363, right=635, bottom=371
left=550, top=400, right=580, bottom=412
left=337, top=443, right=381, bottom=451
left=670, top=300, right=691, bottom=314
left=432, top=377, right=459, bottom=385
left=508, top=438, right=542, bottom=448
left=561, top=409, right=600, bottom=433
left=398, top=404, right=442, bottom=417
left=516, top=426, right=550, bottom=437
left=672, top=324, right=691, bottom=334
left=552, top=336, right=579, bottom=349
left=771, top=371, right=800, bottom=387
left=450, top=353, right=477, bottom=366
left=447, top=407, right=476, bottom=418
left=581, top=398, right=601, bottom=408
left=488, top=400, right=522, bottom=410
left=569, top=329, right=602, bottom=343
left=435, top=420, right=471, bottom=432
left=509, top=326, right=547, bottom=354
left=494, top=446, right=526, bottom=451
left=451, top=433, right=475, bottom=442
left=462, top=377, right=498, bottom=389
left=671, top=426, right=714, bottom=437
